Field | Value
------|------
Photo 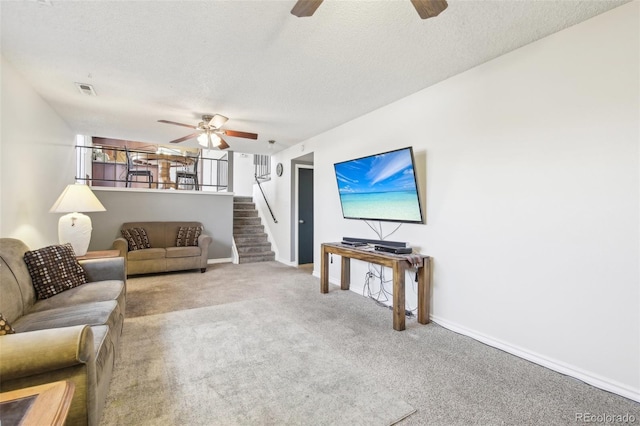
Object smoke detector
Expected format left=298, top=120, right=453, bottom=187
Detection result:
left=75, top=82, right=97, bottom=96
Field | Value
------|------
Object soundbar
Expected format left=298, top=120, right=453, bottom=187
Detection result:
left=342, top=237, right=408, bottom=248
left=374, top=245, right=413, bottom=254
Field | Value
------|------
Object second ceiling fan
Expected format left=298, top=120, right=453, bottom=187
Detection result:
left=158, top=114, right=258, bottom=150
left=291, top=0, right=448, bottom=19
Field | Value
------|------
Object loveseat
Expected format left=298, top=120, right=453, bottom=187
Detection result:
left=0, top=238, right=126, bottom=426
left=113, top=221, right=211, bottom=276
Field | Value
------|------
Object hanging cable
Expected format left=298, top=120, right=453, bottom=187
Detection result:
left=383, top=223, right=403, bottom=240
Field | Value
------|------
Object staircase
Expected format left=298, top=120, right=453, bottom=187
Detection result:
left=233, top=196, right=275, bottom=264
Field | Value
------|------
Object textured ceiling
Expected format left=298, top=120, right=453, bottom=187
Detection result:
left=0, top=0, right=629, bottom=154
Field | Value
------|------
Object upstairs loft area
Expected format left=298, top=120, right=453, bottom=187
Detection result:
left=77, top=137, right=228, bottom=191
left=75, top=137, right=272, bottom=192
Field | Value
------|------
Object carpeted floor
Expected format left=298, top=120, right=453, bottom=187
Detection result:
left=101, top=261, right=639, bottom=425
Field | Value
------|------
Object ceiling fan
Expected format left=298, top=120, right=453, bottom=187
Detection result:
left=291, top=0, right=448, bottom=19
left=158, top=114, right=258, bottom=150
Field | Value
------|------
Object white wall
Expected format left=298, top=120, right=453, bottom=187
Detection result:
left=263, top=3, right=639, bottom=401
left=232, top=152, right=255, bottom=196
left=87, top=188, right=234, bottom=260
left=0, top=56, right=76, bottom=248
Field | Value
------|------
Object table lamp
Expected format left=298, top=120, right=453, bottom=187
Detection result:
left=49, top=184, right=106, bottom=256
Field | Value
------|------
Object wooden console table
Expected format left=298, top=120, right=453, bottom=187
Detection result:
left=320, top=243, right=431, bottom=331
left=75, top=249, right=120, bottom=261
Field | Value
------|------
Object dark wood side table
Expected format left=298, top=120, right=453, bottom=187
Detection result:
left=0, top=381, right=75, bottom=426
left=320, top=242, right=431, bottom=331
left=75, top=249, right=120, bottom=261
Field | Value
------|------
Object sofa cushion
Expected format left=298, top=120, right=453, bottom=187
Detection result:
left=29, top=281, right=125, bottom=314
left=23, top=244, right=87, bottom=300
left=166, top=246, right=201, bottom=258
left=0, top=313, right=15, bottom=335
left=121, top=227, right=151, bottom=251
left=176, top=226, right=202, bottom=247
left=127, top=248, right=166, bottom=261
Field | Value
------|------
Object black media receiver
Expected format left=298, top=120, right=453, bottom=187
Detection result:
left=374, top=245, right=413, bottom=255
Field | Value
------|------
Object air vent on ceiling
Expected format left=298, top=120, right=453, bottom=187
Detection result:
left=75, top=82, right=96, bottom=96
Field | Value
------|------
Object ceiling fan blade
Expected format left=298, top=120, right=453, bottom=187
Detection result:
left=158, top=119, right=198, bottom=129
left=410, top=0, right=448, bottom=19
left=222, top=129, right=258, bottom=140
left=218, top=137, right=230, bottom=150
left=291, top=0, right=323, bottom=17
left=170, top=133, right=200, bottom=144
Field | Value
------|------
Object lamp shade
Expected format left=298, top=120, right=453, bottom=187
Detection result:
left=50, top=184, right=106, bottom=213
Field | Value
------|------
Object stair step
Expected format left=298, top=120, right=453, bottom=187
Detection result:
left=233, top=217, right=262, bottom=226
left=234, top=196, right=253, bottom=203
left=236, top=244, right=273, bottom=254
left=238, top=252, right=275, bottom=264
left=233, top=209, right=258, bottom=218
left=234, top=202, right=256, bottom=210
left=233, top=225, right=264, bottom=234
left=234, top=234, right=268, bottom=244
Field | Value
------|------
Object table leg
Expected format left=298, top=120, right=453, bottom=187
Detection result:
left=321, top=245, right=329, bottom=294
left=393, top=262, right=406, bottom=331
left=157, top=160, right=176, bottom=189
left=417, top=257, right=431, bottom=324
left=341, top=257, right=350, bottom=290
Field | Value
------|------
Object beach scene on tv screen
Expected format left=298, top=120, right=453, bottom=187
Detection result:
left=335, top=148, right=422, bottom=222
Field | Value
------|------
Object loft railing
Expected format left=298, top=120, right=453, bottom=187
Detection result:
left=255, top=174, right=277, bottom=223
left=254, top=154, right=271, bottom=182
left=75, top=145, right=229, bottom=191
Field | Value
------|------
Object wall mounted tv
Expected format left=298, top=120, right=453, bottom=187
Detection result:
left=333, top=147, right=424, bottom=224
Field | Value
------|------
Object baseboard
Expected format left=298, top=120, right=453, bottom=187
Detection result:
left=315, top=275, right=639, bottom=402
left=207, top=258, right=232, bottom=265
left=430, top=315, right=640, bottom=403
left=277, top=257, right=297, bottom=267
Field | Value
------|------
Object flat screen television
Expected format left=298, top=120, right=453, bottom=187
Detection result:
left=333, top=147, right=424, bottom=224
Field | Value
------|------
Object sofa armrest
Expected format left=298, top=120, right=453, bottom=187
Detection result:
left=112, top=237, right=129, bottom=257
left=197, top=233, right=212, bottom=272
left=0, top=325, right=93, bottom=381
left=79, top=257, right=126, bottom=283
left=198, top=233, right=212, bottom=250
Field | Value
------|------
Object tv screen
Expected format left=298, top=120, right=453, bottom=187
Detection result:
left=334, top=147, right=424, bottom=224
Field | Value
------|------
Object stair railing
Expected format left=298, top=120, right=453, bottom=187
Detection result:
left=255, top=174, right=277, bottom=223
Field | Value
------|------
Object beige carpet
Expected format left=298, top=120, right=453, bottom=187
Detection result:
left=101, top=264, right=415, bottom=425
left=101, top=262, right=640, bottom=425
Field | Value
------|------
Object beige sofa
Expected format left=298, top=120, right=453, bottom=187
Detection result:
left=113, top=221, right=211, bottom=276
left=0, top=238, right=126, bottom=426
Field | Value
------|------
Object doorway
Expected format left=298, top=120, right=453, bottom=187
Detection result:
left=297, top=167, right=314, bottom=265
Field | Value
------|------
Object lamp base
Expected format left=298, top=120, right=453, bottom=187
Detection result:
left=58, top=212, right=92, bottom=256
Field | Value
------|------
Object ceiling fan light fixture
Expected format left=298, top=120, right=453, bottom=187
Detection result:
left=197, top=133, right=208, bottom=146
left=211, top=133, right=222, bottom=147
left=210, top=114, right=229, bottom=129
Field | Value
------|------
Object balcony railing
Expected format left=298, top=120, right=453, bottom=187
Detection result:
left=75, top=145, right=229, bottom=191
left=254, top=154, right=271, bottom=182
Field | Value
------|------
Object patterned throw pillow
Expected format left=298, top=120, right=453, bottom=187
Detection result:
left=23, top=243, right=87, bottom=300
left=0, top=313, right=15, bottom=335
left=121, top=227, right=151, bottom=251
left=176, top=226, right=203, bottom=247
